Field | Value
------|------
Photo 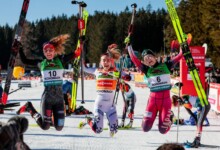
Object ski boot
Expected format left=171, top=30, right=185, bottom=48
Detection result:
left=16, top=101, right=36, bottom=115
left=110, top=129, right=117, bottom=137
left=125, top=121, right=133, bottom=128
left=170, top=111, right=174, bottom=124
left=190, top=137, right=201, bottom=148
left=65, top=105, right=72, bottom=116
left=110, top=131, right=115, bottom=137
left=184, top=137, right=201, bottom=148
left=118, top=121, right=125, bottom=128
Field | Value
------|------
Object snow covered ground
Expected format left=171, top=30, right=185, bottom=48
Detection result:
left=1, top=80, right=220, bottom=150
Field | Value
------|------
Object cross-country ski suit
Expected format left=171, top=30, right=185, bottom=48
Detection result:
left=128, top=45, right=182, bottom=134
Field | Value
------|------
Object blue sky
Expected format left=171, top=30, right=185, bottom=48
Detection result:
left=0, top=0, right=166, bottom=26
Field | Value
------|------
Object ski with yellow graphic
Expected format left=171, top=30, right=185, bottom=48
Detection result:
left=165, top=0, right=208, bottom=106
left=70, top=1, right=89, bottom=112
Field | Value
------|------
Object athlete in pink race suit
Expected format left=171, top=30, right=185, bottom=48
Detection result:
left=127, top=44, right=182, bottom=134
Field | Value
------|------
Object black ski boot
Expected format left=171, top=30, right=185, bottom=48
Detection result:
left=190, top=137, right=201, bottom=148
left=16, top=101, right=37, bottom=116
left=170, top=111, right=174, bottom=124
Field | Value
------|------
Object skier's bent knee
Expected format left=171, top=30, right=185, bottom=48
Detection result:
left=159, top=127, right=170, bottom=134
left=41, top=124, right=50, bottom=130
left=142, top=125, right=152, bottom=132
left=55, top=126, right=64, bottom=131
left=93, top=128, right=103, bottom=134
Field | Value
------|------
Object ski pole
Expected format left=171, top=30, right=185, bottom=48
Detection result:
left=112, top=3, right=137, bottom=106
left=8, top=87, right=22, bottom=95
left=175, top=82, right=183, bottom=143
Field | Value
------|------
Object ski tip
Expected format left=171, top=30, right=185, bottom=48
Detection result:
left=78, top=122, right=86, bottom=129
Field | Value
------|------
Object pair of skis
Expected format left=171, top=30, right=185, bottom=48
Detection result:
left=70, top=1, right=89, bottom=112
left=0, top=0, right=30, bottom=112
left=165, top=0, right=208, bottom=107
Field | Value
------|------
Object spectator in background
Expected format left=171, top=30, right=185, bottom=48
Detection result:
left=0, top=116, right=30, bottom=149
left=157, top=143, right=185, bottom=150
left=0, top=74, right=2, bottom=99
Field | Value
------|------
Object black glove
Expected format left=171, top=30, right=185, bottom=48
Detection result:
left=177, top=97, right=184, bottom=105
left=79, top=35, right=85, bottom=42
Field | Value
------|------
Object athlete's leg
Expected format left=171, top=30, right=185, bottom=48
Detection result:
left=189, top=103, right=210, bottom=148
left=122, top=101, right=128, bottom=121
left=128, top=95, right=136, bottom=122
left=142, top=95, right=158, bottom=132
left=118, top=100, right=128, bottom=127
left=88, top=107, right=104, bottom=133
left=16, top=97, right=51, bottom=130
left=158, top=91, right=172, bottom=134
left=35, top=93, right=53, bottom=130
left=53, top=100, right=65, bottom=131
left=106, top=106, right=118, bottom=133
left=196, top=103, right=211, bottom=140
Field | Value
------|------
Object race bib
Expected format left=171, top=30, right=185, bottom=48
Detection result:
left=41, top=69, right=64, bottom=86
left=96, top=79, right=117, bottom=91
left=148, top=74, right=171, bottom=92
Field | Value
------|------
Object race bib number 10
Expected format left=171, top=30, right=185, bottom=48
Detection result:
left=42, top=69, right=64, bottom=86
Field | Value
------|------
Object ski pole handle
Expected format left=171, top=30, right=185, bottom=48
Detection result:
left=80, top=2, right=87, bottom=7
left=71, top=0, right=78, bottom=4
left=128, top=3, right=137, bottom=35
left=71, top=0, right=87, bottom=7
left=131, top=3, right=137, bottom=8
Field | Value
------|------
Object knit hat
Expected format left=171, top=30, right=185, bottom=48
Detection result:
left=141, top=49, right=155, bottom=58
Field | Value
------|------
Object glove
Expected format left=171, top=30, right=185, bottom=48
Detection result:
left=128, top=112, right=134, bottom=119
left=79, top=35, right=85, bottom=42
left=113, top=71, right=120, bottom=78
left=122, top=74, right=131, bottom=81
left=120, top=83, right=129, bottom=92
left=13, top=66, right=25, bottom=79
left=124, top=36, right=130, bottom=45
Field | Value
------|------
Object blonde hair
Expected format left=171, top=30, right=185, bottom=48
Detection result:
left=49, top=34, right=70, bottom=55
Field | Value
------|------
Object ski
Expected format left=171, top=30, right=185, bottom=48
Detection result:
left=113, top=3, right=137, bottom=105
left=1, top=0, right=30, bottom=105
left=183, top=141, right=219, bottom=148
left=165, top=0, right=208, bottom=107
left=0, top=102, right=20, bottom=109
left=70, top=1, right=89, bottom=112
